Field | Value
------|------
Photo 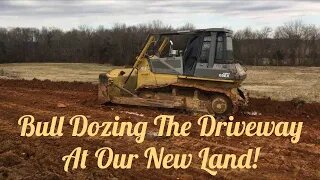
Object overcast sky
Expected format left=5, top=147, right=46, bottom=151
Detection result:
left=0, top=0, right=319, bottom=30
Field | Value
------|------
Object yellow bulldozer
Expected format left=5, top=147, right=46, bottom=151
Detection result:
left=98, top=28, right=248, bottom=115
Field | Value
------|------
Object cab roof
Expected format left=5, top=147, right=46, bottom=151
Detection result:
left=151, top=28, right=233, bottom=35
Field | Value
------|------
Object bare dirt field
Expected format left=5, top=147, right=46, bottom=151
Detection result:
left=0, top=79, right=319, bottom=179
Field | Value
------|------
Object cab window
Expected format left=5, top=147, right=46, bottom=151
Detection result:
left=226, top=36, right=233, bottom=60
left=215, top=35, right=224, bottom=61
left=199, top=36, right=211, bottom=63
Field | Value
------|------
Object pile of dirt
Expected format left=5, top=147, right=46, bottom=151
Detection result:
left=0, top=78, right=96, bottom=92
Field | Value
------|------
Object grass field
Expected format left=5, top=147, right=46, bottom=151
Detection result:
left=1, top=63, right=319, bottom=102
left=0, top=63, right=118, bottom=83
left=243, top=66, right=320, bottom=102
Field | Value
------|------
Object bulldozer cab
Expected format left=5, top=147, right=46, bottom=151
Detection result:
left=145, top=28, right=246, bottom=81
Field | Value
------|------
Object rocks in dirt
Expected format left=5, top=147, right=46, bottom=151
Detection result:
left=145, top=131, right=158, bottom=140
left=145, top=131, right=169, bottom=140
left=57, top=103, right=67, bottom=108
left=121, top=111, right=144, bottom=117
left=19, top=144, right=35, bottom=160
left=244, top=111, right=262, bottom=116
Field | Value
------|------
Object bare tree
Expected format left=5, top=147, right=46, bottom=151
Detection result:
left=0, top=20, right=319, bottom=66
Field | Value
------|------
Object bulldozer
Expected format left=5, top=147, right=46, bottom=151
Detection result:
left=98, top=28, right=248, bottom=115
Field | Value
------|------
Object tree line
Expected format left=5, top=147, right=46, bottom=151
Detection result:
left=0, top=20, right=319, bottom=66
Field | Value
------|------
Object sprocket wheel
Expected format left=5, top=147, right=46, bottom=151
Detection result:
left=207, top=95, right=232, bottom=115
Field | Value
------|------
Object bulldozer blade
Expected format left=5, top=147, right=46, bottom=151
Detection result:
left=98, top=73, right=110, bottom=104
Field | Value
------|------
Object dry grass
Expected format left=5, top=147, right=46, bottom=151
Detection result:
left=0, top=63, right=319, bottom=102
left=244, top=66, right=320, bottom=102
left=0, top=63, right=118, bottom=83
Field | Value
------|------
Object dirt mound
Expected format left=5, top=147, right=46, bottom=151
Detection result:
left=0, top=78, right=96, bottom=92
